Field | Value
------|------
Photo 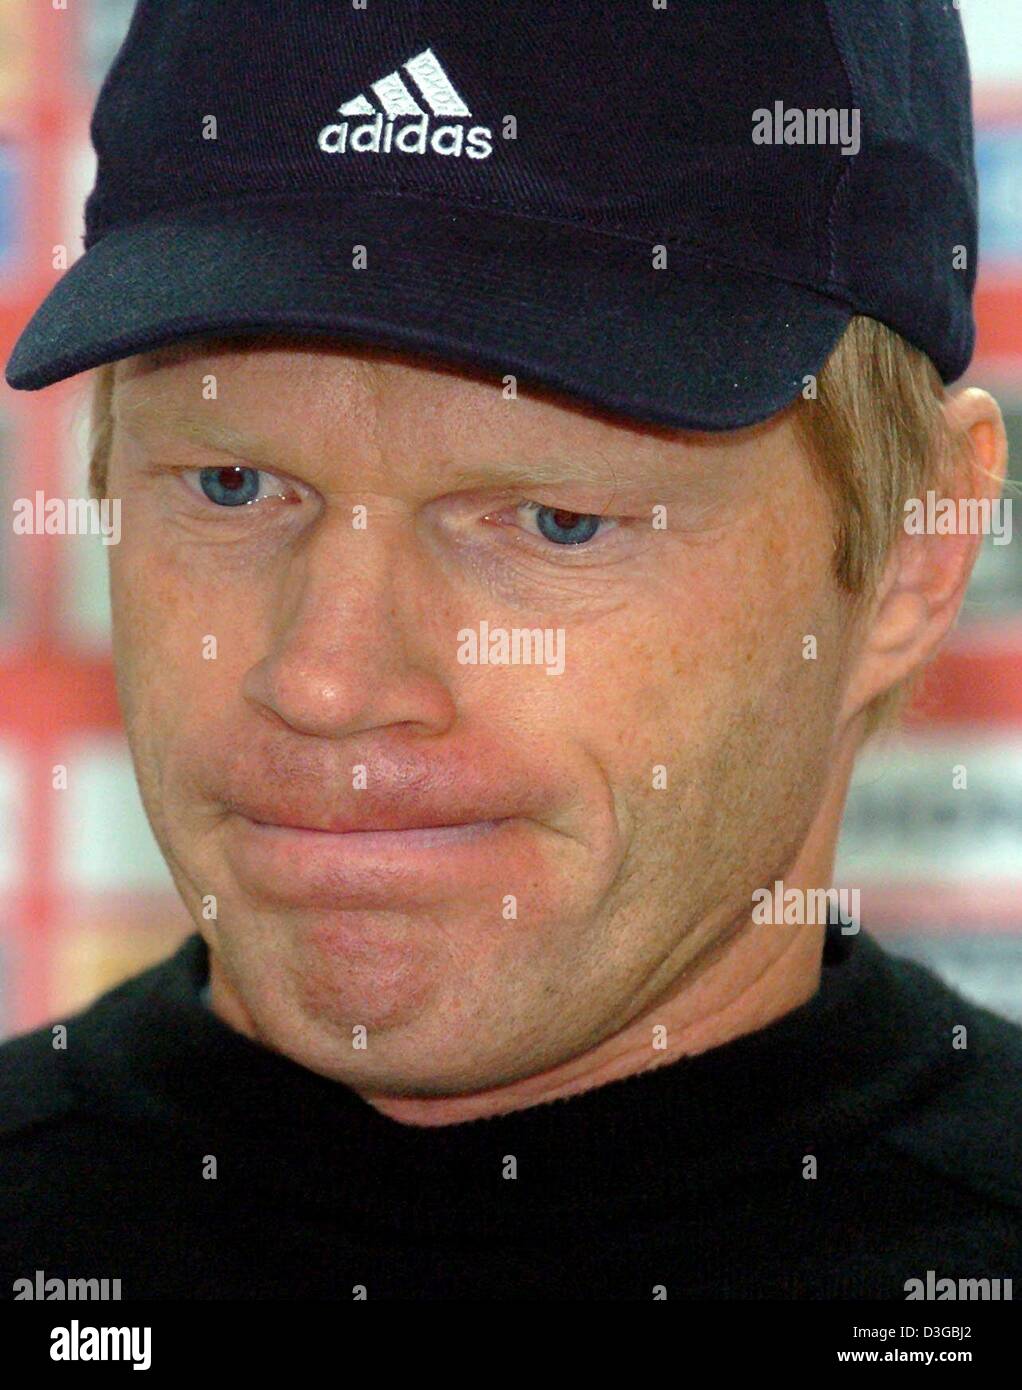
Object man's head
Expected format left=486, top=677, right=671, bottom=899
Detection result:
left=82, top=317, right=1005, bottom=1106
left=1, top=0, right=1001, bottom=1125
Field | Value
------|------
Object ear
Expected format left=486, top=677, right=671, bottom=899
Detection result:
left=840, top=386, right=1009, bottom=722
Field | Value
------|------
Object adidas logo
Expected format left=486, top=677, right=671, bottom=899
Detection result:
left=317, top=46, right=493, bottom=160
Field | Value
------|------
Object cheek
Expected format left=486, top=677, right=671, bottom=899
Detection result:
left=681, top=497, right=845, bottom=715
left=568, top=523, right=845, bottom=815
left=110, top=543, right=189, bottom=705
left=569, top=551, right=825, bottom=735
left=108, top=536, right=257, bottom=755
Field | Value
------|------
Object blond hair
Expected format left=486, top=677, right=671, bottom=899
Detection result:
left=85, top=316, right=985, bottom=737
left=791, top=315, right=982, bottom=735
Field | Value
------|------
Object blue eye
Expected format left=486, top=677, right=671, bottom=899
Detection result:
left=525, top=503, right=607, bottom=546
left=197, top=466, right=262, bottom=507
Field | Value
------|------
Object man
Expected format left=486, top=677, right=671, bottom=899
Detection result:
left=1, top=0, right=1018, bottom=1301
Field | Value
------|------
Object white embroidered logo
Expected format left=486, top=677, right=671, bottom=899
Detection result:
left=318, top=47, right=493, bottom=160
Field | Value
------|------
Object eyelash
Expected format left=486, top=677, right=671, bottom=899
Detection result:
left=492, top=499, right=621, bottom=548
left=180, top=465, right=298, bottom=508
left=178, top=467, right=624, bottom=550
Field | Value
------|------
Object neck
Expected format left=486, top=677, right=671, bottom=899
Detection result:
left=364, top=919, right=826, bottom=1127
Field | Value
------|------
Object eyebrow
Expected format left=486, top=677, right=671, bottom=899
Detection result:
left=113, top=402, right=681, bottom=491
left=113, top=404, right=285, bottom=469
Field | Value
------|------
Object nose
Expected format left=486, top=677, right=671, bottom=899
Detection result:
left=242, top=507, right=458, bottom=741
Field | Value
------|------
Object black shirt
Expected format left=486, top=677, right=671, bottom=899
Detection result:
left=1, top=923, right=1020, bottom=1300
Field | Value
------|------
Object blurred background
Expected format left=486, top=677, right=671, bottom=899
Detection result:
left=0, top=1, right=1021, bottom=1039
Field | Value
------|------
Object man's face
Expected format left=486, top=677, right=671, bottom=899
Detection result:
left=106, top=340, right=858, bottom=1095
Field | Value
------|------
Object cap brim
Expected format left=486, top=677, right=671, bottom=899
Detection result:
left=5, top=191, right=852, bottom=431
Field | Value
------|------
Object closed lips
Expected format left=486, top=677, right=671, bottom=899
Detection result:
left=239, top=814, right=509, bottom=845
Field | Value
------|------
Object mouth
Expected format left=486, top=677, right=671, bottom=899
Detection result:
left=225, top=812, right=521, bottom=906
left=244, top=817, right=506, bottom=847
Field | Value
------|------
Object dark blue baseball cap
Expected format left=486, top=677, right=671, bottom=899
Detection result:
left=4, top=0, right=978, bottom=430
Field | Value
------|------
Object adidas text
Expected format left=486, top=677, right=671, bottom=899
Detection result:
left=318, top=46, right=493, bottom=160
left=318, top=113, right=493, bottom=159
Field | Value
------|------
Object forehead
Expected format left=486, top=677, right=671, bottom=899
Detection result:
left=111, top=334, right=795, bottom=486
left=116, top=333, right=673, bottom=430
